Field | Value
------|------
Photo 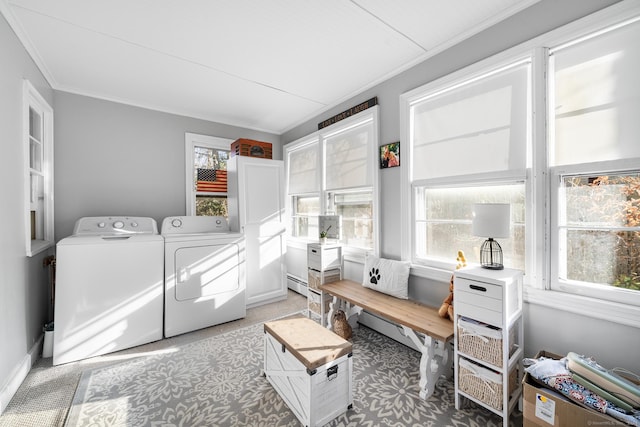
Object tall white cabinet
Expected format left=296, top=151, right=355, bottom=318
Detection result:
left=453, top=267, right=523, bottom=427
left=228, top=156, right=286, bottom=308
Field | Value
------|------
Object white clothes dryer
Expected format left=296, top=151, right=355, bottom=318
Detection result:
left=161, top=216, right=246, bottom=338
left=54, top=216, right=164, bottom=366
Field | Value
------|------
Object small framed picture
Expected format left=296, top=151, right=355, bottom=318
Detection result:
left=380, top=142, right=400, bottom=169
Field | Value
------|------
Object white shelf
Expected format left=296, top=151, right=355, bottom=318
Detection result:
left=454, top=267, right=524, bottom=427
left=307, top=244, right=342, bottom=327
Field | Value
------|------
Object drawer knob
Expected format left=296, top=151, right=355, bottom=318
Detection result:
left=470, top=284, right=487, bottom=292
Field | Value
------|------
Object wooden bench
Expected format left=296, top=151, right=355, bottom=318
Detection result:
left=319, top=279, right=454, bottom=400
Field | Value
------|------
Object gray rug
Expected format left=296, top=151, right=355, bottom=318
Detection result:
left=66, top=315, right=518, bottom=426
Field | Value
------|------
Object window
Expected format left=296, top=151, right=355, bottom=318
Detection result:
left=285, top=107, right=379, bottom=254
left=549, top=15, right=640, bottom=304
left=415, top=184, right=525, bottom=270
left=402, top=58, right=531, bottom=271
left=24, top=80, right=54, bottom=256
left=287, top=138, right=320, bottom=239
left=185, top=133, right=232, bottom=216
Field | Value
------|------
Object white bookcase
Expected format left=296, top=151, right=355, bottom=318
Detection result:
left=307, top=243, right=342, bottom=326
left=453, top=266, right=523, bottom=426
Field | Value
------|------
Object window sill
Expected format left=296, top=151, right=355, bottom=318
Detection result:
left=28, top=240, right=54, bottom=257
left=524, top=287, right=640, bottom=329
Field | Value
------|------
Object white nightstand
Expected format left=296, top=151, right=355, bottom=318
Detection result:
left=453, top=266, right=523, bottom=426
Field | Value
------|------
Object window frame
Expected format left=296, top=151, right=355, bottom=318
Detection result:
left=284, top=106, right=380, bottom=259
left=549, top=159, right=640, bottom=307
left=24, top=80, right=54, bottom=257
left=401, top=54, right=533, bottom=277
left=184, top=132, right=233, bottom=216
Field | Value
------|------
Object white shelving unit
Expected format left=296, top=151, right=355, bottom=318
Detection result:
left=453, top=266, right=523, bottom=426
left=307, top=243, right=342, bottom=326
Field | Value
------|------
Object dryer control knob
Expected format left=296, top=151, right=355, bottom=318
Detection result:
left=98, top=222, right=106, bottom=228
left=113, top=220, right=125, bottom=229
left=171, top=218, right=183, bottom=228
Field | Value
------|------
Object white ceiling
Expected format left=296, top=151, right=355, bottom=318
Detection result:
left=1, top=0, right=537, bottom=134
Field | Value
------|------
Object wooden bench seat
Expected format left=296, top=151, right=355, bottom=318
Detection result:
left=319, top=279, right=454, bottom=399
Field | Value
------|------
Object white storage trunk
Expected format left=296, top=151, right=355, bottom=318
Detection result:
left=264, top=316, right=353, bottom=427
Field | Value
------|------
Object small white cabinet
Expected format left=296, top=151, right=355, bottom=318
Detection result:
left=453, top=267, right=523, bottom=426
left=307, top=243, right=342, bottom=326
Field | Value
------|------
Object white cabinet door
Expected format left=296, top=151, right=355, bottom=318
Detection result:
left=228, top=156, right=286, bottom=307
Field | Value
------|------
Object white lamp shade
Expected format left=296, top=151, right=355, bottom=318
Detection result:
left=472, top=203, right=510, bottom=238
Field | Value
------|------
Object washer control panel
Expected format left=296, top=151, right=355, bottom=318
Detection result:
left=73, top=216, right=158, bottom=235
left=161, top=216, right=229, bottom=235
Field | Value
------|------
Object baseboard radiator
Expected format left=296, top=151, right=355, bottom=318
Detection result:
left=286, top=274, right=307, bottom=297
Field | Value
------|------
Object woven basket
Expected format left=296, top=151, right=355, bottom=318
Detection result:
left=308, top=269, right=341, bottom=291
left=457, top=318, right=503, bottom=367
left=458, top=358, right=517, bottom=410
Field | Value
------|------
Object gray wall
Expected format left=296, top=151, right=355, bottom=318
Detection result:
left=54, top=92, right=281, bottom=241
left=0, top=13, right=53, bottom=412
left=283, top=0, right=640, bottom=372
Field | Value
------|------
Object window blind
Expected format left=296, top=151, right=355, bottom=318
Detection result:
left=411, top=61, right=530, bottom=181
left=287, top=140, right=319, bottom=195
left=325, top=120, right=373, bottom=190
left=550, top=18, right=640, bottom=166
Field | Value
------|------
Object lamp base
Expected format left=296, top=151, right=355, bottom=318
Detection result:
left=480, top=238, right=504, bottom=270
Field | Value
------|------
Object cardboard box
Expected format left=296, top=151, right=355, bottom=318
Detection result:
left=523, top=351, right=626, bottom=426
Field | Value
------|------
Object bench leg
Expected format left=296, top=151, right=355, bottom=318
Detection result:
left=401, top=325, right=451, bottom=400
left=327, top=297, right=363, bottom=330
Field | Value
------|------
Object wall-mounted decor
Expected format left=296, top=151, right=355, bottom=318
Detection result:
left=318, top=97, right=378, bottom=130
left=380, top=142, right=400, bottom=169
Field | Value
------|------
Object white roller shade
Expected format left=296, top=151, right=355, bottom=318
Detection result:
left=325, top=119, right=373, bottom=190
left=551, top=19, right=640, bottom=166
left=287, top=140, right=319, bottom=194
left=411, top=60, right=530, bottom=180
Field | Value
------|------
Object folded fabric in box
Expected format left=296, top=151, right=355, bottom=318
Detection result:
left=362, top=253, right=410, bottom=299
left=524, top=355, right=640, bottom=426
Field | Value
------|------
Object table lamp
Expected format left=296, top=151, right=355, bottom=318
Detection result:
left=472, top=203, right=510, bottom=270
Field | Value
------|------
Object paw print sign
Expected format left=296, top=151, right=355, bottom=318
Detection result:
left=369, top=267, right=381, bottom=285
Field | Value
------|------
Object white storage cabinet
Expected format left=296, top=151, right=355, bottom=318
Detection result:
left=227, top=156, right=286, bottom=308
left=453, top=267, right=523, bottom=427
left=307, top=243, right=342, bottom=326
left=264, top=317, right=353, bottom=427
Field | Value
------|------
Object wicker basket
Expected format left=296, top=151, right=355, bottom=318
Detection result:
left=308, top=268, right=341, bottom=291
left=457, top=318, right=503, bottom=368
left=458, top=358, right=517, bottom=410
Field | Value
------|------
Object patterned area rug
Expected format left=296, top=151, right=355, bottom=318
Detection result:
left=66, top=315, right=518, bottom=426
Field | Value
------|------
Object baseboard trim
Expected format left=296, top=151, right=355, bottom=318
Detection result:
left=0, top=334, right=42, bottom=415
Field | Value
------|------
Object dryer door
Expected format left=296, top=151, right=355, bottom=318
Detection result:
left=174, top=243, right=241, bottom=300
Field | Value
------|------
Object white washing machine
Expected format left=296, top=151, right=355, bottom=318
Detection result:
left=162, top=216, right=246, bottom=338
left=54, top=216, right=164, bottom=366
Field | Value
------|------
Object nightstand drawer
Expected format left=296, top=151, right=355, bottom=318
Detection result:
left=455, top=278, right=502, bottom=300
left=308, top=245, right=341, bottom=271
left=455, top=300, right=502, bottom=326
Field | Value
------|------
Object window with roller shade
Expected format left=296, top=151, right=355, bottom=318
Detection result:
left=285, top=107, right=379, bottom=253
left=549, top=16, right=640, bottom=304
left=404, top=59, right=530, bottom=271
left=287, top=138, right=320, bottom=239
